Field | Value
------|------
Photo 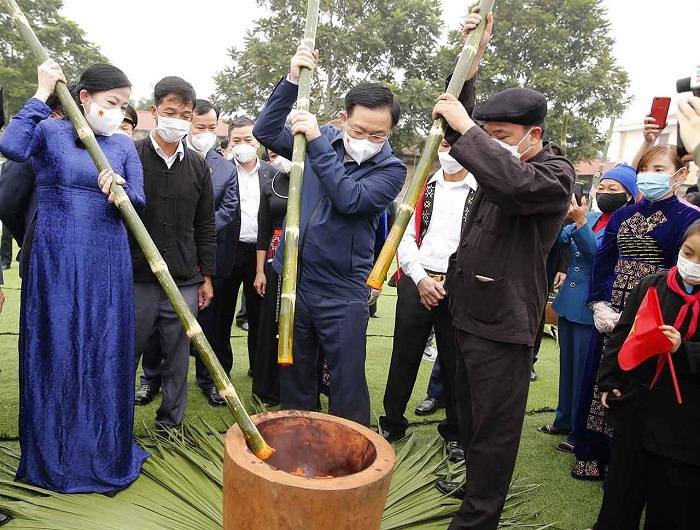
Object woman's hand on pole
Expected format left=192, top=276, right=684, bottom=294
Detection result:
left=98, top=169, right=125, bottom=204
left=34, top=59, right=66, bottom=102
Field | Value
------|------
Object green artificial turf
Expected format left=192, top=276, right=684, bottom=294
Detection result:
left=0, top=262, right=604, bottom=529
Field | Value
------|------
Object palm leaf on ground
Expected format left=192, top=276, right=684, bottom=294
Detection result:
left=0, top=420, right=553, bottom=529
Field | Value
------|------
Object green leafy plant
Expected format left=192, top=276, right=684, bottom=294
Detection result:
left=0, top=419, right=552, bottom=529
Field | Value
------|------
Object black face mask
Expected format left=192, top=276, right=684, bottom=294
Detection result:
left=596, top=192, right=630, bottom=214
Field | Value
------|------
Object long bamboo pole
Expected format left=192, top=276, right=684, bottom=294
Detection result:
left=277, top=0, right=320, bottom=366
left=367, top=0, right=495, bottom=290
left=589, top=116, right=617, bottom=211
left=1, top=0, right=274, bottom=460
left=560, top=109, right=570, bottom=157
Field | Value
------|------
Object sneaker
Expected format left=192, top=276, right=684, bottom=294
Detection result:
left=422, top=345, right=438, bottom=362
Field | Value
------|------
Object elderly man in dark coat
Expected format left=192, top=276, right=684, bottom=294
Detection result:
left=431, top=44, right=575, bottom=530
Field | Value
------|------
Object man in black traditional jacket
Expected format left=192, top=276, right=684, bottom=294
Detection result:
left=430, top=10, right=575, bottom=529
left=131, top=76, right=216, bottom=430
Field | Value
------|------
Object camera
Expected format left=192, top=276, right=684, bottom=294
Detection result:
left=676, top=70, right=700, bottom=158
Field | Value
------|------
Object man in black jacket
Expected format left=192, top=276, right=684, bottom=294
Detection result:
left=131, top=77, right=216, bottom=430
left=429, top=11, right=575, bottom=530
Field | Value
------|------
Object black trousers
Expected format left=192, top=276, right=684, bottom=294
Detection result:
left=594, top=413, right=646, bottom=530
left=594, top=404, right=699, bottom=530
left=1, top=225, right=12, bottom=267
left=449, top=330, right=532, bottom=530
left=379, top=274, right=460, bottom=442
left=252, top=262, right=280, bottom=404
left=196, top=243, right=261, bottom=387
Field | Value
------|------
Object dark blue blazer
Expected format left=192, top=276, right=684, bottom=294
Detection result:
left=0, top=159, right=37, bottom=246
left=253, top=77, right=406, bottom=300
left=204, top=148, right=239, bottom=279
left=552, top=211, right=603, bottom=325
left=0, top=159, right=38, bottom=279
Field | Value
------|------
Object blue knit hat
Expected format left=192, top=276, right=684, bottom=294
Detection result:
left=600, top=163, right=637, bottom=198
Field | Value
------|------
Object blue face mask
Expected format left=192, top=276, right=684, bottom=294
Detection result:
left=636, top=171, right=676, bottom=201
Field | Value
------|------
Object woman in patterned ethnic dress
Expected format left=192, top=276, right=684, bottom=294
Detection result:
left=571, top=145, right=700, bottom=491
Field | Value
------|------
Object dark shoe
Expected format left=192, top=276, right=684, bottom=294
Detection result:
left=247, top=368, right=254, bottom=377
left=203, top=386, right=226, bottom=407
left=556, top=441, right=575, bottom=454
left=237, top=321, right=249, bottom=331
left=436, top=479, right=465, bottom=499
left=530, top=369, right=538, bottom=382
left=414, top=396, right=444, bottom=416
left=446, top=440, right=465, bottom=463
left=134, top=383, right=159, bottom=406
left=380, top=429, right=406, bottom=443
left=537, top=424, right=568, bottom=435
left=0, top=511, right=12, bottom=527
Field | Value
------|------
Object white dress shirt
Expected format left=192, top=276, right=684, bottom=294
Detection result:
left=149, top=131, right=185, bottom=169
left=237, top=159, right=261, bottom=244
left=398, top=169, right=477, bottom=285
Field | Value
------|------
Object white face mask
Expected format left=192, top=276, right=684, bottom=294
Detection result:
left=271, top=155, right=293, bottom=174
left=225, top=152, right=234, bottom=161
left=344, top=131, right=383, bottom=164
left=493, top=127, right=534, bottom=160
left=83, top=98, right=124, bottom=137
left=233, top=144, right=258, bottom=164
left=438, top=151, right=463, bottom=174
left=678, top=254, right=700, bottom=285
left=190, top=132, right=217, bottom=154
left=156, top=112, right=191, bottom=143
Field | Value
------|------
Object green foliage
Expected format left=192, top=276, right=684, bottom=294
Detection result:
left=0, top=420, right=551, bottom=529
left=0, top=0, right=107, bottom=117
left=214, top=0, right=628, bottom=161
left=477, top=0, right=630, bottom=161
left=213, top=0, right=453, bottom=152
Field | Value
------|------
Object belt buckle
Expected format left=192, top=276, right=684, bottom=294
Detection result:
left=429, top=273, right=445, bottom=282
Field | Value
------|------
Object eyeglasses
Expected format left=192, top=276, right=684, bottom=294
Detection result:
left=345, top=124, right=391, bottom=144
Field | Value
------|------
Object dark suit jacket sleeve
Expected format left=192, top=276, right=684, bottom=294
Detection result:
left=257, top=182, right=273, bottom=252
left=450, top=127, right=574, bottom=215
left=194, top=163, right=217, bottom=277
left=252, top=77, right=296, bottom=161
left=444, top=77, right=476, bottom=147
left=0, top=160, right=35, bottom=242
left=215, top=161, right=239, bottom=234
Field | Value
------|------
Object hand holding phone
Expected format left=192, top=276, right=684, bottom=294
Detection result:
left=649, top=96, right=672, bottom=131
left=573, top=182, right=584, bottom=206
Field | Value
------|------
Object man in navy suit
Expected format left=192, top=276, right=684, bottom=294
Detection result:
left=136, top=99, right=241, bottom=406
left=254, top=47, right=406, bottom=426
